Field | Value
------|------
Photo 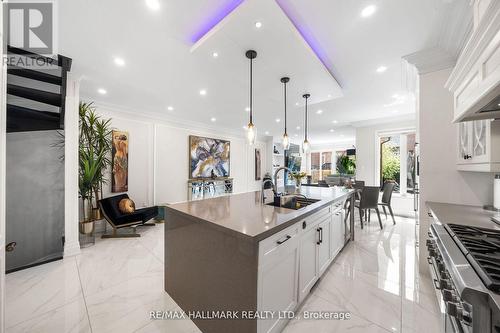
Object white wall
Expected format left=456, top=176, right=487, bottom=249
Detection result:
left=97, top=106, right=271, bottom=206
left=355, top=120, right=416, bottom=186
left=418, top=67, right=495, bottom=271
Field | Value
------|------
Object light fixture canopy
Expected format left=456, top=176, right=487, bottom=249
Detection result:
left=246, top=50, right=258, bottom=145
left=303, top=93, right=311, bottom=153
left=281, top=77, right=290, bottom=150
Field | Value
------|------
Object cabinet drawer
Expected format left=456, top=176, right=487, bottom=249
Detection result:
left=301, top=205, right=332, bottom=231
left=259, top=224, right=300, bottom=267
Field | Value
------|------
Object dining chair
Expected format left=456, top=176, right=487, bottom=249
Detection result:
left=379, top=181, right=396, bottom=224
left=344, top=180, right=365, bottom=225
left=355, top=186, right=383, bottom=229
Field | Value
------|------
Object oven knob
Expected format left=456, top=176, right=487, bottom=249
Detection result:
left=437, top=262, right=445, bottom=273
left=440, top=278, right=451, bottom=290
left=442, top=289, right=458, bottom=303
left=428, top=248, right=437, bottom=257
left=446, top=302, right=464, bottom=319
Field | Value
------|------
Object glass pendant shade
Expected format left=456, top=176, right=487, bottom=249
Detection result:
left=303, top=139, right=310, bottom=153
left=247, top=122, right=256, bottom=146
left=282, top=133, right=290, bottom=150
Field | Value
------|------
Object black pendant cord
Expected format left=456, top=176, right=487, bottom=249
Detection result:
left=281, top=77, right=290, bottom=136
left=249, top=57, right=253, bottom=124
left=246, top=50, right=257, bottom=125
left=284, top=81, right=287, bottom=134
left=303, top=94, right=310, bottom=141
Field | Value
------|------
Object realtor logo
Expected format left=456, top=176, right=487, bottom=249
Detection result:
left=4, top=1, right=54, bottom=55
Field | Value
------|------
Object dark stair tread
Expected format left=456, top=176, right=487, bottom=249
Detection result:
left=8, top=65, right=62, bottom=85
left=7, top=104, right=61, bottom=132
left=7, top=46, right=72, bottom=70
left=7, top=84, right=62, bottom=107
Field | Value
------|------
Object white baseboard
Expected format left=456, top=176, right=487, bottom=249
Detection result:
left=64, top=241, right=81, bottom=257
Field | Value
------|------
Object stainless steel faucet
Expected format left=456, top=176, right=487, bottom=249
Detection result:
left=273, top=166, right=293, bottom=195
left=261, top=179, right=275, bottom=203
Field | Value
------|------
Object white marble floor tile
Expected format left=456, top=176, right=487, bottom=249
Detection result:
left=137, top=224, right=164, bottom=264
left=77, top=238, right=163, bottom=297
left=86, top=272, right=177, bottom=333
left=6, top=296, right=91, bottom=333
left=315, top=261, right=402, bottom=332
left=135, top=306, right=202, bottom=333
left=5, top=257, right=83, bottom=328
left=283, top=293, right=392, bottom=333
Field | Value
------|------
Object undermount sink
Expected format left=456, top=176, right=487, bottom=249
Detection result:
left=266, top=196, right=320, bottom=210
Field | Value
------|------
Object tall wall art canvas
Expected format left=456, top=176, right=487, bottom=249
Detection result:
left=189, top=135, right=230, bottom=178
left=111, top=130, right=129, bottom=192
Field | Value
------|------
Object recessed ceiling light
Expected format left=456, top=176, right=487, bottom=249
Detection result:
left=332, top=120, right=338, bottom=124
left=255, top=21, right=262, bottom=28
left=265, top=131, right=269, bottom=135
left=212, top=52, right=219, bottom=58
left=295, top=102, right=299, bottom=106
left=167, top=106, right=174, bottom=111
left=328, top=94, right=332, bottom=98
left=98, top=88, right=107, bottom=95
left=276, top=118, right=281, bottom=123
left=145, top=0, right=160, bottom=10
left=245, top=107, right=250, bottom=112
left=210, top=117, right=216, bottom=122
left=361, top=5, right=376, bottom=17
left=316, top=110, right=323, bottom=115
left=296, top=126, right=300, bottom=130
left=329, top=129, right=335, bottom=132
left=199, top=89, right=207, bottom=96
left=114, top=57, right=125, bottom=67
left=376, top=66, right=387, bottom=73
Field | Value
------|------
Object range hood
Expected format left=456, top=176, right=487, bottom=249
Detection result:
left=454, top=82, right=500, bottom=122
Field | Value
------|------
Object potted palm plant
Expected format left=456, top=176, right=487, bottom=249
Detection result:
left=79, top=102, right=112, bottom=233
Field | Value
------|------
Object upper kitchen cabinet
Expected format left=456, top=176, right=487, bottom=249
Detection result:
left=445, top=0, right=500, bottom=122
left=457, top=119, right=500, bottom=171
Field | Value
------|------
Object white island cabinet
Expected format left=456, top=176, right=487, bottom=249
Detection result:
left=257, top=200, right=346, bottom=333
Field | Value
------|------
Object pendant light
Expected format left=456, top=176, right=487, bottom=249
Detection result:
left=245, top=50, right=257, bottom=145
left=281, top=77, right=290, bottom=150
left=302, top=93, right=311, bottom=153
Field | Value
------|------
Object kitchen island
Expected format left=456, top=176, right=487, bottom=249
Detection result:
left=164, top=186, right=356, bottom=333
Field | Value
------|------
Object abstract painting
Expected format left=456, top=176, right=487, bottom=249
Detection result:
left=189, top=135, right=230, bottom=178
left=255, top=148, right=261, bottom=180
left=111, top=130, right=129, bottom=192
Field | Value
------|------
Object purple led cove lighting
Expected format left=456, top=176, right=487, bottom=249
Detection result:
left=274, top=0, right=336, bottom=80
left=190, top=0, right=245, bottom=43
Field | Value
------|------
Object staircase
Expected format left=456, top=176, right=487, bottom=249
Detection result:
left=6, top=46, right=72, bottom=132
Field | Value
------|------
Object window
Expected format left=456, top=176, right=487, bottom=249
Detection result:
left=311, top=151, right=333, bottom=183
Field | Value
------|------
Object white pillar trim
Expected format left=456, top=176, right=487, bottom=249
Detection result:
left=64, top=74, right=81, bottom=257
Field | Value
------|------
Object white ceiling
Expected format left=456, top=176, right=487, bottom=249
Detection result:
left=57, top=0, right=470, bottom=145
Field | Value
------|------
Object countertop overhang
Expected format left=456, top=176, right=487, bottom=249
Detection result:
left=166, top=187, right=355, bottom=242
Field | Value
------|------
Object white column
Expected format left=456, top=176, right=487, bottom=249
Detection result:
left=64, top=74, right=81, bottom=257
left=399, top=134, right=408, bottom=196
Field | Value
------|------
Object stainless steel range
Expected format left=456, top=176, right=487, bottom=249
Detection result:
left=427, top=223, right=500, bottom=333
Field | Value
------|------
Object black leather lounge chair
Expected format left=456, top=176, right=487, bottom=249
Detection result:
left=98, top=194, right=158, bottom=238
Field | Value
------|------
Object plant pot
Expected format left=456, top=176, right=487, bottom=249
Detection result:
left=92, top=207, right=102, bottom=220
left=79, top=221, right=95, bottom=235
